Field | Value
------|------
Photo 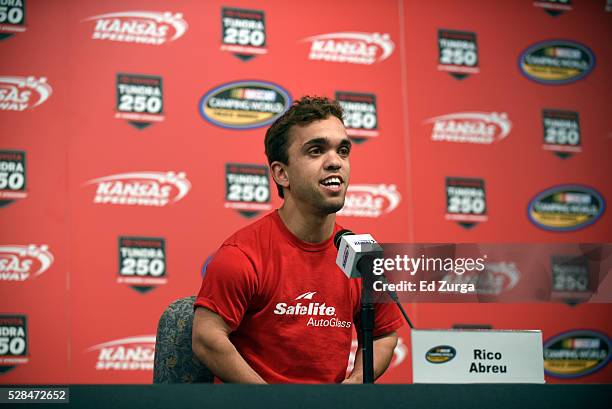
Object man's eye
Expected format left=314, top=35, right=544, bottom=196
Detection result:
left=309, top=147, right=322, bottom=155
left=338, top=147, right=350, bottom=156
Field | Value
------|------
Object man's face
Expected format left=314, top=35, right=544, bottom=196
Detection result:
left=281, top=116, right=351, bottom=215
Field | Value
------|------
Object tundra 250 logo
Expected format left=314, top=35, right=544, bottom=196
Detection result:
left=221, top=7, right=267, bottom=61
left=303, top=32, right=394, bottom=65
left=338, top=184, right=401, bottom=218
left=445, top=177, right=487, bottom=228
left=0, top=244, right=54, bottom=282
left=83, top=11, right=188, bottom=45
left=0, top=150, right=26, bottom=207
left=0, top=0, right=26, bottom=40
left=336, top=91, right=379, bottom=142
left=0, top=315, right=29, bottom=372
left=84, top=171, right=191, bottom=207
left=426, top=112, right=511, bottom=144
left=87, top=335, right=156, bottom=371
left=225, top=163, right=271, bottom=218
left=117, top=237, right=167, bottom=293
left=115, top=73, right=164, bottom=129
left=0, top=76, right=52, bottom=111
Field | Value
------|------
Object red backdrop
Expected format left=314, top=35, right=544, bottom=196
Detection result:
left=1, top=0, right=610, bottom=384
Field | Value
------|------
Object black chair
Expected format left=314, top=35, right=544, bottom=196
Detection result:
left=153, top=296, right=214, bottom=383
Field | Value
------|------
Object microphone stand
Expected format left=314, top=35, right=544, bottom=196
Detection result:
left=360, top=262, right=375, bottom=384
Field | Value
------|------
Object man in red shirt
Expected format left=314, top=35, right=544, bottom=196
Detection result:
left=192, top=96, right=402, bottom=383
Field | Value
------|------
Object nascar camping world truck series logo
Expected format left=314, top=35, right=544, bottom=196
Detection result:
left=519, top=40, right=595, bottom=84
left=116, top=73, right=164, bottom=129
left=303, top=32, right=394, bottom=65
left=0, top=244, right=54, bottom=282
left=445, top=177, right=487, bottom=228
left=0, top=150, right=26, bottom=207
left=0, top=314, right=28, bottom=373
left=542, top=109, right=581, bottom=158
left=221, top=7, right=267, bottom=61
left=83, top=10, right=188, bottom=45
left=0, top=0, right=26, bottom=40
left=544, top=330, right=611, bottom=378
left=437, top=29, right=479, bottom=79
left=528, top=185, right=605, bottom=231
left=0, top=76, right=52, bottom=111
left=225, top=163, right=271, bottom=218
left=200, top=80, right=290, bottom=129
left=117, top=237, right=167, bottom=293
left=336, top=92, right=379, bottom=142
left=84, top=171, right=191, bottom=207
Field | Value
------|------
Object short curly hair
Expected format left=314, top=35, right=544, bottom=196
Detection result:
left=264, top=96, right=344, bottom=198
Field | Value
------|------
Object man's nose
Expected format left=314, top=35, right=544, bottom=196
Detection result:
left=323, top=151, right=342, bottom=170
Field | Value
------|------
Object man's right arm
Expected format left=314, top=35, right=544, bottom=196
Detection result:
left=192, top=307, right=266, bottom=384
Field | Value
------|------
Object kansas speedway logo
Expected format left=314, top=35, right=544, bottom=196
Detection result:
left=534, top=0, right=572, bottom=17
left=116, top=73, right=164, bottom=129
left=221, top=8, right=267, bottom=61
left=445, top=177, right=487, bottom=228
left=87, top=335, right=155, bottom=371
left=84, top=171, right=191, bottom=207
left=83, top=11, right=188, bottom=45
left=225, top=163, right=271, bottom=218
left=519, top=40, right=595, bottom=84
left=117, top=236, right=167, bottom=293
left=303, top=32, right=394, bottom=65
left=544, top=330, right=611, bottom=378
left=438, top=29, right=479, bottom=79
left=0, top=150, right=26, bottom=207
left=542, top=109, right=581, bottom=158
left=338, top=184, right=401, bottom=218
left=425, top=345, right=456, bottom=364
left=426, top=112, right=511, bottom=144
left=0, top=315, right=28, bottom=374
left=0, top=0, right=25, bottom=41
left=336, top=92, right=379, bottom=142
left=0, top=244, right=54, bottom=282
left=528, top=185, right=605, bottom=231
left=200, top=80, right=290, bottom=129
left=0, top=76, right=52, bottom=111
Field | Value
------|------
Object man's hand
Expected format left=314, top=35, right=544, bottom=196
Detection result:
left=192, top=307, right=267, bottom=384
left=344, top=331, right=398, bottom=384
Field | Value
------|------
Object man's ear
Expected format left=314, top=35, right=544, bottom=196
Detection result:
left=270, top=161, right=289, bottom=190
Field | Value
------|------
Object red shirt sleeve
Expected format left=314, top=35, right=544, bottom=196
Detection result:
left=372, top=302, right=403, bottom=337
left=194, top=244, right=258, bottom=331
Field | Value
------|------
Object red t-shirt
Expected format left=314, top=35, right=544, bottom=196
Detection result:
left=195, top=210, right=402, bottom=383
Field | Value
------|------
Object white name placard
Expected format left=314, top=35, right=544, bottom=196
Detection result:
left=411, top=329, right=544, bottom=383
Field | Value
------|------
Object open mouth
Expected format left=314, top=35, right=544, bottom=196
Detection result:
left=320, top=176, right=343, bottom=192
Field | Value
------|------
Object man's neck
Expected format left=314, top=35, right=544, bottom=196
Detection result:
left=277, top=199, right=336, bottom=244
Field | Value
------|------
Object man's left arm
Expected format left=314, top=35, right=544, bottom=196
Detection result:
left=343, top=331, right=398, bottom=384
